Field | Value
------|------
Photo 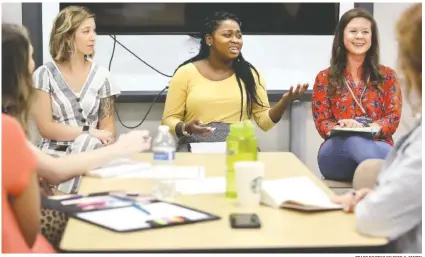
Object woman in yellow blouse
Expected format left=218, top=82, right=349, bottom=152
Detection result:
left=162, top=11, right=308, bottom=150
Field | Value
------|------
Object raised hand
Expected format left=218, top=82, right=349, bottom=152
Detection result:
left=283, top=83, right=309, bottom=101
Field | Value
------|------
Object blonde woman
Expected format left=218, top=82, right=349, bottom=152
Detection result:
left=33, top=6, right=120, bottom=193
left=2, top=24, right=151, bottom=250
left=332, top=3, right=421, bottom=253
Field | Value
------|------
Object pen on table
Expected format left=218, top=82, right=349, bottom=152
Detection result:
left=48, top=194, right=83, bottom=201
left=131, top=202, right=151, bottom=215
left=61, top=194, right=84, bottom=201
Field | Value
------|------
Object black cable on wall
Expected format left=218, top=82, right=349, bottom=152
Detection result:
left=109, top=35, right=170, bottom=129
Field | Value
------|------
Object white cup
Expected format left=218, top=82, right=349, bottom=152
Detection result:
left=234, top=161, right=265, bottom=207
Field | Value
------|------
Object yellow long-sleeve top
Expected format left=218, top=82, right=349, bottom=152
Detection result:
left=162, top=63, right=276, bottom=135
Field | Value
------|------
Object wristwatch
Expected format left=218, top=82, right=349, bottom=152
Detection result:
left=82, top=125, right=90, bottom=133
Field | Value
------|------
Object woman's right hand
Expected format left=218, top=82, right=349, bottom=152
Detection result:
left=338, top=119, right=363, bottom=128
left=186, top=120, right=214, bottom=137
left=114, top=130, right=151, bottom=154
left=89, top=129, right=114, bottom=144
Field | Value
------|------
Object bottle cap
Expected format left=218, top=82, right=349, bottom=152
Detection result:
left=242, top=120, right=255, bottom=136
left=229, top=123, right=244, bottom=136
left=158, top=125, right=170, bottom=132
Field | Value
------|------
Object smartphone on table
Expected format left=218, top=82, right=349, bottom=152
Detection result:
left=229, top=213, right=261, bottom=229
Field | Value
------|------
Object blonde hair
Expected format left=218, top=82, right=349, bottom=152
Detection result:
left=49, top=6, right=95, bottom=63
left=2, top=24, right=34, bottom=135
left=396, top=3, right=422, bottom=113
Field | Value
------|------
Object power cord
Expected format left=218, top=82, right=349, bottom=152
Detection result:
left=115, top=85, right=169, bottom=129
left=109, top=34, right=170, bottom=129
left=108, top=35, right=172, bottom=78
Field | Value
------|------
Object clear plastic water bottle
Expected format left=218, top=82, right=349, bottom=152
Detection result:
left=152, top=125, right=177, bottom=201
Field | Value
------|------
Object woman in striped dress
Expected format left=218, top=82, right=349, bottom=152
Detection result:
left=33, top=6, right=119, bottom=193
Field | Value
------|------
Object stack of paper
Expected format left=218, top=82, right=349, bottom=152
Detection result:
left=189, top=142, right=227, bottom=153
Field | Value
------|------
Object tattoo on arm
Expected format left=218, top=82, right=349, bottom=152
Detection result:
left=99, top=96, right=115, bottom=119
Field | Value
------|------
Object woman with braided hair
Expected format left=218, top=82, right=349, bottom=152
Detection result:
left=162, top=11, right=308, bottom=151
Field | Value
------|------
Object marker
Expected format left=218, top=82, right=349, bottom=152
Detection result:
left=126, top=192, right=141, bottom=197
left=63, top=195, right=84, bottom=201
left=131, top=202, right=151, bottom=215
left=78, top=201, right=106, bottom=208
left=49, top=194, right=84, bottom=201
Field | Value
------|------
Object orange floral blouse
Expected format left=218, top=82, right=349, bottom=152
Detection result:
left=312, top=65, right=402, bottom=146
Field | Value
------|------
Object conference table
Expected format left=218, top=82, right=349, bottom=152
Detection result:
left=60, top=152, right=388, bottom=253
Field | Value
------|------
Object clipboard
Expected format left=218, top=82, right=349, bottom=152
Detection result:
left=44, top=191, right=220, bottom=233
left=330, top=127, right=380, bottom=138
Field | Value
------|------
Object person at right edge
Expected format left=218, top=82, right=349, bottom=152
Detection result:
left=311, top=8, right=402, bottom=182
left=332, top=3, right=421, bottom=253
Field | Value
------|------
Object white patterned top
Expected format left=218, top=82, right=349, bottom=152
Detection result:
left=32, top=60, right=120, bottom=156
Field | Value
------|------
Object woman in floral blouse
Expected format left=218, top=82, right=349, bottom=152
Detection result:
left=312, top=8, right=402, bottom=182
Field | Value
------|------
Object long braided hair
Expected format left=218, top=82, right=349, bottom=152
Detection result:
left=175, top=11, right=266, bottom=120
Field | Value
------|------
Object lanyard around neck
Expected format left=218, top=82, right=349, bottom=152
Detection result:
left=344, top=77, right=368, bottom=115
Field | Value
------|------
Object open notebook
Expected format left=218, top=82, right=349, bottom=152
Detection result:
left=330, top=126, right=381, bottom=137
left=261, top=176, right=342, bottom=211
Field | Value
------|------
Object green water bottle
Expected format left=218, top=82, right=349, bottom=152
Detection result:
left=242, top=120, right=258, bottom=161
left=226, top=123, right=244, bottom=198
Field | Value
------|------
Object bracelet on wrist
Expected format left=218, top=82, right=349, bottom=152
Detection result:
left=181, top=123, right=190, bottom=136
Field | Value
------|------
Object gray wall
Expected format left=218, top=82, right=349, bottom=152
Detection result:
left=2, top=3, right=22, bottom=24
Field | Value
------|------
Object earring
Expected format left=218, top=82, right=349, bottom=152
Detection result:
left=207, top=43, right=211, bottom=47
left=67, top=41, right=73, bottom=54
